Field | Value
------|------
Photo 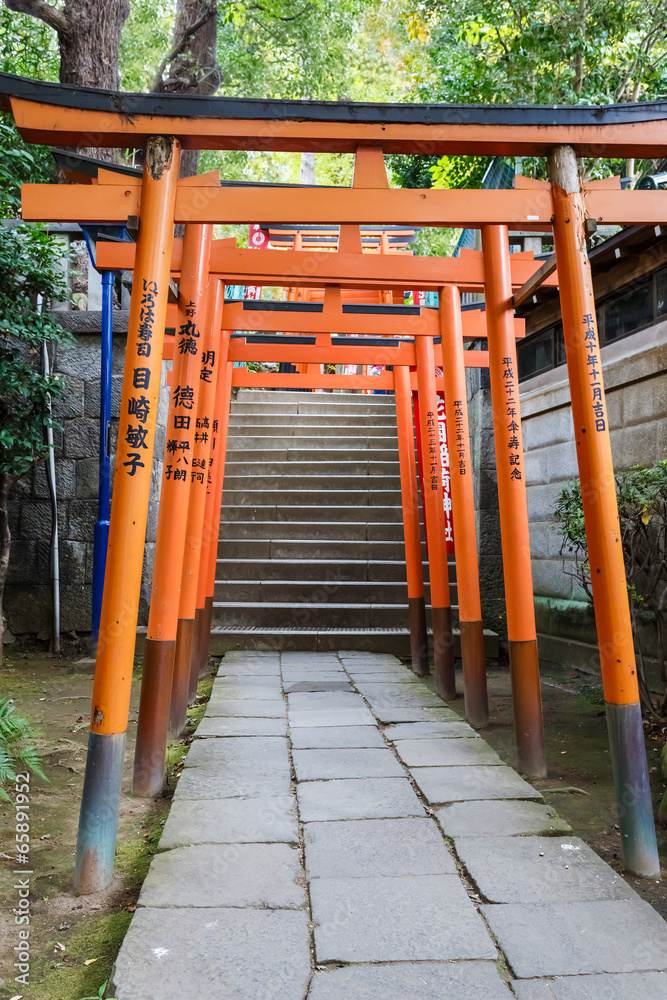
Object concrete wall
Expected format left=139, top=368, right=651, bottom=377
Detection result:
left=468, top=319, right=667, bottom=669
left=5, top=312, right=168, bottom=640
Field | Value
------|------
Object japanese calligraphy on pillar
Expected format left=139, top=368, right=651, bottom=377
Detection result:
left=453, top=399, right=466, bottom=477
left=164, top=295, right=205, bottom=485
left=124, top=279, right=158, bottom=477
left=189, top=342, right=217, bottom=486
left=583, top=312, right=606, bottom=432
left=502, top=355, right=523, bottom=481
left=435, top=392, right=454, bottom=548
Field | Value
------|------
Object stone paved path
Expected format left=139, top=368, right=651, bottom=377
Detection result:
left=111, top=651, right=667, bottom=999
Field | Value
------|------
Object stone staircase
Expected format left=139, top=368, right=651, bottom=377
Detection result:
left=210, top=388, right=457, bottom=654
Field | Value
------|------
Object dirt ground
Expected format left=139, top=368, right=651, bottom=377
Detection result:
left=1, top=648, right=666, bottom=1000
left=0, top=647, right=215, bottom=1000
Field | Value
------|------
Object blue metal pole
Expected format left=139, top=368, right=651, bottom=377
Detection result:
left=91, top=271, right=113, bottom=643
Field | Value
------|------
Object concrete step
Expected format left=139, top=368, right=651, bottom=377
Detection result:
left=235, top=389, right=394, bottom=405
left=228, top=448, right=402, bottom=463
left=222, top=477, right=400, bottom=492
left=207, top=626, right=499, bottom=656
left=227, top=423, right=397, bottom=438
left=231, top=402, right=396, bottom=416
left=220, top=505, right=403, bottom=523
left=216, top=558, right=455, bottom=584
left=218, top=521, right=406, bottom=543
left=213, top=579, right=450, bottom=604
left=217, top=538, right=415, bottom=560
left=226, top=436, right=399, bottom=451
left=224, top=460, right=401, bottom=477
left=211, top=602, right=459, bottom=629
left=222, top=490, right=403, bottom=508
left=229, top=413, right=397, bottom=427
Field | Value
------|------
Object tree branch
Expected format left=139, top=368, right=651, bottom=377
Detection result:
left=150, top=3, right=216, bottom=92
left=4, top=0, right=70, bottom=35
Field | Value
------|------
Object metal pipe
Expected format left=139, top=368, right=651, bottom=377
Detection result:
left=41, top=339, right=60, bottom=655
left=91, top=271, right=114, bottom=646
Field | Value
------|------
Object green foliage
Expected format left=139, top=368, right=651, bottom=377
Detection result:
left=410, top=0, right=667, bottom=182
left=78, top=981, right=117, bottom=1000
left=119, top=0, right=174, bottom=92
left=0, top=223, right=70, bottom=482
left=0, top=114, right=53, bottom=219
left=555, top=461, right=667, bottom=716
left=429, top=154, right=490, bottom=190
left=0, top=7, right=59, bottom=80
left=0, top=696, right=46, bottom=799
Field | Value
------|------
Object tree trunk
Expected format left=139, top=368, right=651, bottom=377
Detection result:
left=5, top=0, right=130, bottom=161
left=0, top=473, right=11, bottom=669
left=153, top=0, right=220, bottom=180
left=57, top=0, right=129, bottom=91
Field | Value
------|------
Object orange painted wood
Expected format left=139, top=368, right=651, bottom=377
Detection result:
left=13, top=95, right=667, bottom=157
left=147, top=224, right=213, bottom=642
left=96, top=240, right=556, bottom=293
left=90, top=140, right=181, bottom=736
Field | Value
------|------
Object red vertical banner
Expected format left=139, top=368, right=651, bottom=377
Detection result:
left=435, top=375, right=454, bottom=551
left=412, top=379, right=455, bottom=554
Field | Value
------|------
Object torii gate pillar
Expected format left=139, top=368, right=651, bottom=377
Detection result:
left=549, top=145, right=659, bottom=877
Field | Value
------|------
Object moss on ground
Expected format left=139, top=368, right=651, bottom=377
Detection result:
left=27, top=911, right=131, bottom=1000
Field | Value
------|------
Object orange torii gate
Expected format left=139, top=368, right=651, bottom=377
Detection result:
left=4, top=72, right=664, bottom=887
left=98, top=227, right=527, bottom=732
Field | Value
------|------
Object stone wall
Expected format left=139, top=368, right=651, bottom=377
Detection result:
left=5, top=311, right=168, bottom=640
left=468, top=319, right=667, bottom=670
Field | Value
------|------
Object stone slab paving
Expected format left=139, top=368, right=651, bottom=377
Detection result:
left=112, top=908, right=311, bottom=1000
left=139, top=842, right=305, bottom=909
left=482, top=899, right=667, bottom=977
left=457, top=836, right=634, bottom=904
left=112, top=650, right=667, bottom=1000
left=290, top=725, right=385, bottom=749
left=437, top=799, right=572, bottom=837
left=293, top=747, right=405, bottom=780
left=393, top=735, right=504, bottom=766
left=304, top=817, right=457, bottom=877
left=307, top=962, right=513, bottom=999
left=160, top=795, right=297, bottom=848
left=510, top=972, right=667, bottom=999
left=310, top=873, right=497, bottom=962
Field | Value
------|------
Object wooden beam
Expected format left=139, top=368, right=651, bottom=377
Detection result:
left=12, top=94, right=667, bottom=157
left=512, top=253, right=558, bottom=308
left=22, top=183, right=556, bottom=228
left=96, top=240, right=555, bottom=295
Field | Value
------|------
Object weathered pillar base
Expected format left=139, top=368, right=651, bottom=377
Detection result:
left=170, top=618, right=194, bottom=737
left=432, top=605, right=456, bottom=702
left=508, top=638, right=547, bottom=778
left=408, top=596, right=429, bottom=677
left=74, top=731, right=126, bottom=895
left=188, top=607, right=204, bottom=704
left=133, top=638, right=176, bottom=797
left=460, top=619, right=488, bottom=729
left=606, top=702, right=660, bottom=877
left=198, top=595, right=214, bottom=676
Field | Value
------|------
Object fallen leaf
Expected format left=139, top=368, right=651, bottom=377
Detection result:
left=127, top=905, right=136, bottom=912
left=84, top=958, right=98, bottom=966
left=55, top=942, right=66, bottom=951
left=10, top=994, right=24, bottom=999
